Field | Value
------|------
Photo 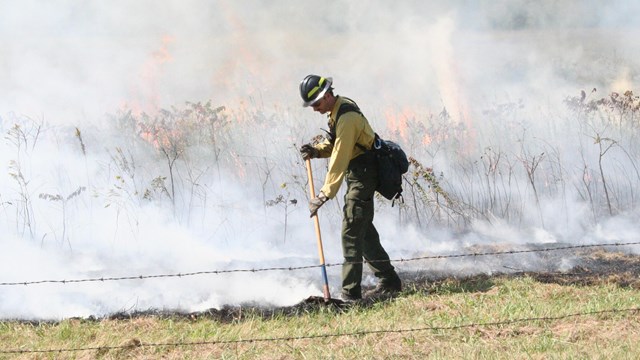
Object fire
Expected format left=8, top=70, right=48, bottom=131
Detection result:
left=429, top=16, right=475, bottom=153
left=381, top=16, right=476, bottom=154
left=212, top=0, right=268, bottom=101
left=610, top=67, right=634, bottom=93
left=122, top=35, right=175, bottom=117
left=383, top=107, right=414, bottom=144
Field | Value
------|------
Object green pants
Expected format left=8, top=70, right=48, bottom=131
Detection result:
left=341, top=153, right=398, bottom=298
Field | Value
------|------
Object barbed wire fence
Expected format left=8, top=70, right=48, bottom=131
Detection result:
left=0, top=240, right=639, bottom=355
left=1, top=308, right=639, bottom=355
left=1, top=241, right=638, bottom=287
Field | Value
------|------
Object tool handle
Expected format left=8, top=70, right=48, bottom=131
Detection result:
left=305, top=159, right=331, bottom=300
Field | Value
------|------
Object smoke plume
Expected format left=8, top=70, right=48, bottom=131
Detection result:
left=1, top=0, right=640, bottom=320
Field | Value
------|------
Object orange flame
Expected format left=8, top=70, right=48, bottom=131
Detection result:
left=383, top=107, right=414, bottom=144
left=122, top=35, right=175, bottom=117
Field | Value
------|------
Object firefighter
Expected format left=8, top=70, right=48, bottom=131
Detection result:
left=299, top=74, right=402, bottom=301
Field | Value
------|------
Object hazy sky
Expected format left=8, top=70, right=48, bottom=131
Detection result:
left=2, top=0, right=638, bottom=124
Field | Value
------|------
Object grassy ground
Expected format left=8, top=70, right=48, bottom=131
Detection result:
left=1, top=252, right=639, bottom=359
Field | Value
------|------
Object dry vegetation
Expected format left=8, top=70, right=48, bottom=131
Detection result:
left=3, top=91, right=640, bottom=358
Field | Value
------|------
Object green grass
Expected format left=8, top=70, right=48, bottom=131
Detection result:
left=1, top=275, right=639, bottom=359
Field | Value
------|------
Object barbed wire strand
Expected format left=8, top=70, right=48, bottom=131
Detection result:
left=1, top=307, right=638, bottom=355
left=1, top=241, right=638, bottom=287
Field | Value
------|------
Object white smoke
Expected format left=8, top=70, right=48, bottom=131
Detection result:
left=1, top=0, right=640, bottom=320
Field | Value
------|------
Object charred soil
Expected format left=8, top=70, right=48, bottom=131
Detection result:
left=92, top=249, right=640, bottom=325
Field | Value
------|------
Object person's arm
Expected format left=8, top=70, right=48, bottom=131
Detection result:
left=319, top=113, right=362, bottom=198
left=314, top=139, right=333, bottom=158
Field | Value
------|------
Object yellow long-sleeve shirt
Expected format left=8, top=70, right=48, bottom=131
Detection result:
left=314, top=96, right=376, bottom=199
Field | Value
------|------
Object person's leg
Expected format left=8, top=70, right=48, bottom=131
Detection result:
left=340, top=157, right=376, bottom=299
left=341, top=185, right=368, bottom=299
left=362, top=223, right=401, bottom=290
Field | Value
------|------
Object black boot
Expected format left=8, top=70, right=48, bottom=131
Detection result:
left=364, top=272, right=402, bottom=298
left=340, top=291, right=362, bottom=303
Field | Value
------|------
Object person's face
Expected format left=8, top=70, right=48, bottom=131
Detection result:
left=311, top=93, right=331, bottom=114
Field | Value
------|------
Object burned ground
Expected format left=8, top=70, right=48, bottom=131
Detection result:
left=528, top=249, right=640, bottom=288
left=93, top=248, right=640, bottom=325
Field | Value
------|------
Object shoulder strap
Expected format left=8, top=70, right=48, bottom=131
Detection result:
left=336, top=97, right=362, bottom=119
left=328, top=97, right=369, bottom=151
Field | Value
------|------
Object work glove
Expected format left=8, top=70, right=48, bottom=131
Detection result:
left=309, top=192, right=328, bottom=217
left=300, top=144, right=319, bottom=161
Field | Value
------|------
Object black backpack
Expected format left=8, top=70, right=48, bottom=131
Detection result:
left=330, top=98, right=409, bottom=203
